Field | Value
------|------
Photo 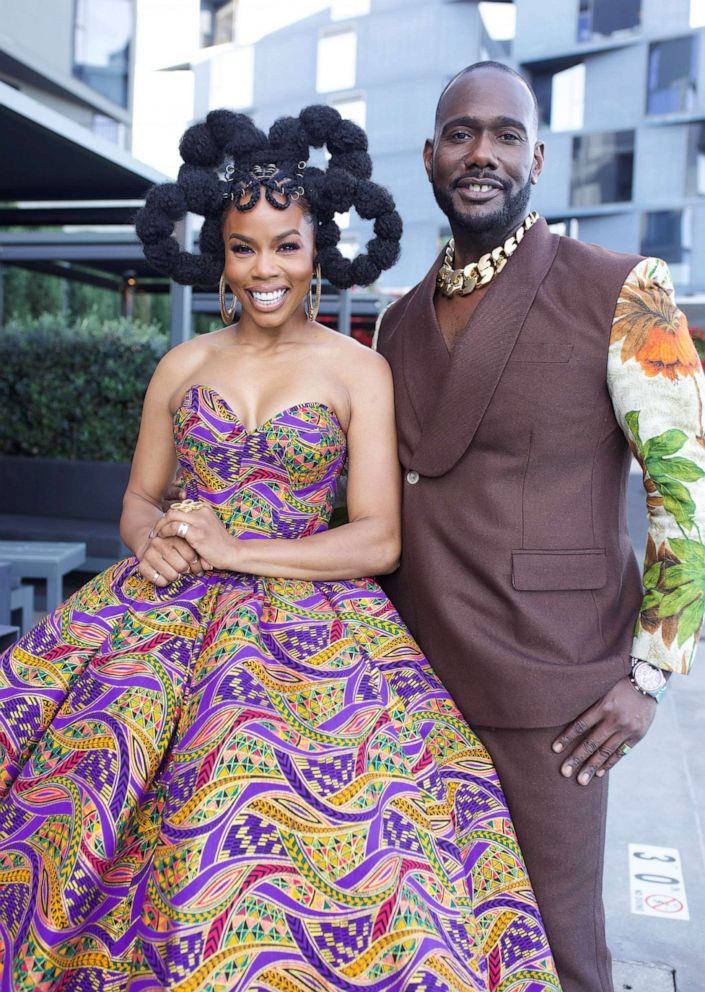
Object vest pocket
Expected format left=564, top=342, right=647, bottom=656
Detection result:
left=511, top=549, right=606, bottom=591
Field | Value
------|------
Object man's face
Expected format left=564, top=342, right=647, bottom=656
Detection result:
left=424, top=68, right=544, bottom=237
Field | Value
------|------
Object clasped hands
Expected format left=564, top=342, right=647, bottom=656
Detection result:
left=138, top=501, right=237, bottom=587
left=551, top=677, right=656, bottom=785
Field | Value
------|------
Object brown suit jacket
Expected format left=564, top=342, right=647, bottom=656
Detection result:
left=377, top=219, right=644, bottom=728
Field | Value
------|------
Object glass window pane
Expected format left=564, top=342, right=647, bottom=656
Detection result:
left=317, top=29, right=356, bottom=93
left=577, top=0, right=640, bottom=41
left=691, top=0, right=705, bottom=28
left=641, top=209, right=691, bottom=282
left=686, top=124, right=705, bottom=196
left=551, top=63, right=585, bottom=131
left=200, top=1, right=237, bottom=48
left=74, top=0, right=133, bottom=107
left=592, top=0, right=640, bottom=36
left=570, top=130, right=634, bottom=206
left=647, top=36, right=697, bottom=115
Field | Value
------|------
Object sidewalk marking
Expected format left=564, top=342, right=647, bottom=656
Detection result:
left=628, top=844, right=690, bottom=921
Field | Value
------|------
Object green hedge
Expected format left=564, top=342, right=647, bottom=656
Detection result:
left=0, top=313, right=167, bottom=461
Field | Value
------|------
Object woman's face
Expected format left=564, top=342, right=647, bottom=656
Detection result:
left=222, top=195, right=316, bottom=328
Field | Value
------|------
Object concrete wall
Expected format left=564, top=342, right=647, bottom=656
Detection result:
left=1, top=0, right=75, bottom=80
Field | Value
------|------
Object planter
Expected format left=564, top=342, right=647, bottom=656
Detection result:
left=0, top=455, right=131, bottom=572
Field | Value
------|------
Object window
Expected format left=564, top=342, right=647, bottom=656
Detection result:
left=551, top=64, right=585, bottom=131
left=641, top=210, right=692, bottom=283
left=577, top=0, right=640, bottom=42
left=691, top=0, right=705, bottom=28
left=200, top=0, right=238, bottom=48
left=531, top=61, right=584, bottom=131
left=330, top=95, right=366, bottom=129
left=686, top=123, right=705, bottom=196
left=91, top=113, right=124, bottom=146
left=571, top=130, right=634, bottom=206
left=647, top=37, right=698, bottom=115
left=317, top=29, right=356, bottom=93
left=73, top=0, right=133, bottom=107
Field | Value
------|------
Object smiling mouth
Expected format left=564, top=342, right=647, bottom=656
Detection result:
left=463, top=182, right=500, bottom=193
left=248, top=288, right=289, bottom=310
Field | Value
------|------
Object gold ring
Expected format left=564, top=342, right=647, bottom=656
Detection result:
left=177, top=522, right=189, bottom=538
left=153, top=570, right=161, bottom=583
left=618, top=742, right=632, bottom=757
left=171, top=499, right=204, bottom=513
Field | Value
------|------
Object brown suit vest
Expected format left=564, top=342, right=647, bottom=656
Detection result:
left=377, top=219, right=644, bottom=728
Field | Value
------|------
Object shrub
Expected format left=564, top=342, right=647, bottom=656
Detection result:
left=0, top=313, right=167, bottom=461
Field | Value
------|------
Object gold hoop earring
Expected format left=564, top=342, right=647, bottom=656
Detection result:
left=307, top=264, right=322, bottom=322
left=219, top=273, right=237, bottom=325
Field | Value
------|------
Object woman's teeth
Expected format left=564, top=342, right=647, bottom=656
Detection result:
left=251, top=289, right=287, bottom=305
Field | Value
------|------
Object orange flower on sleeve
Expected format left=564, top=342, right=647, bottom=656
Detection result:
left=611, top=273, right=700, bottom=381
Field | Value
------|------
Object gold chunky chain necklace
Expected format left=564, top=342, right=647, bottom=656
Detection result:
left=437, top=211, right=539, bottom=297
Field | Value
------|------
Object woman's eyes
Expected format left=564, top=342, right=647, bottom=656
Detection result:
left=229, top=242, right=302, bottom=255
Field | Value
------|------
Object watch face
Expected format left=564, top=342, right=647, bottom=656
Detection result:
left=634, top=662, right=666, bottom=692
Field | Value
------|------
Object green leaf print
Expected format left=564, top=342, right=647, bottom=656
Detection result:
left=626, top=411, right=705, bottom=532
left=651, top=538, right=705, bottom=647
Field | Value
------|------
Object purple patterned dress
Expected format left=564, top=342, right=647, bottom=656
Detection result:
left=0, top=385, right=560, bottom=991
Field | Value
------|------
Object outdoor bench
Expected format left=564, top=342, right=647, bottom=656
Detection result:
left=0, top=456, right=130, bottom=573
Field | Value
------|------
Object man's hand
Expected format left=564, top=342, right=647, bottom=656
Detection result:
left=551, top=677, right=657, bottom=785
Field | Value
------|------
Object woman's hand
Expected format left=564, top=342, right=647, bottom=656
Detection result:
left=137, top=526, right=206, bottom=588
left=153, top=502, right=237, bottom=573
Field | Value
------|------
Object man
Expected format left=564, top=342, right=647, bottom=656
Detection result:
left=374, top=61, right=705, bottom=992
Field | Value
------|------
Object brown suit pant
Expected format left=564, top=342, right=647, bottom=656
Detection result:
left=474, top=725, right=613, bottom=992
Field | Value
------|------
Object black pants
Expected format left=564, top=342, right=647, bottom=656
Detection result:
left=474, top=724, right=613, bottom=992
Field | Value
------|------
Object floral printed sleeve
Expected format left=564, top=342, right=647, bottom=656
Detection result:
left=608, top=257, right=705, bottom=675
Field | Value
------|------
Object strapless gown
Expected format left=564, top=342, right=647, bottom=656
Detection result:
left=0, top=385, right=560, bottom=992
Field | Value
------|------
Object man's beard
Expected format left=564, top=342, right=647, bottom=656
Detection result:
left=432, top=173, right=533, bottom=237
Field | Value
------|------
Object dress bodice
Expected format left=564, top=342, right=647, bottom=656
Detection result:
left=173, top=384, right=346, bottom=539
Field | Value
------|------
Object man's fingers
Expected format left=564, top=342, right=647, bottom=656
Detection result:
left=558, top=727, right=612, bottom=780
left=574, top=732, right=625, bottom=785
left=595, top=738, right=634, bottom=778
left=552, top=715, right=595, bottom=754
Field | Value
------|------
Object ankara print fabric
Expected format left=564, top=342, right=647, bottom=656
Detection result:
left=0, top=386, right=559, bottom=992
left=608, top=258, right=705, bottom=674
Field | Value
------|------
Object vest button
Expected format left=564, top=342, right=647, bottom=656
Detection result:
left=406, top=470, right=420, bottom=485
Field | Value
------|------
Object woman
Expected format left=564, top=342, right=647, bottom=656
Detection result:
left=0, top=106, right=560, bottom=991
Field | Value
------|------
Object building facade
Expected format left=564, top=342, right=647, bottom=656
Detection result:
left=1, top=0, right=136, bottom=150
left=0, top=0, right=177, bottom=333
left=515, top=0, right=705, bottom=302
left=184, top=0, right=507, bottom=290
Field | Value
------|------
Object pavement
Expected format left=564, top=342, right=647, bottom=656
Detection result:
left=605, top=473, right=705, bottom=990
